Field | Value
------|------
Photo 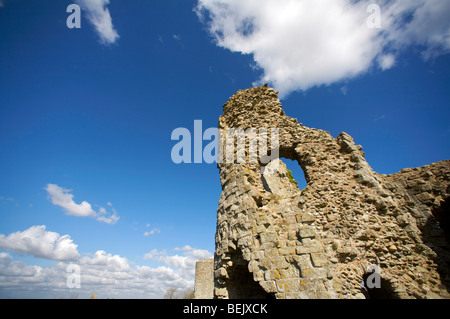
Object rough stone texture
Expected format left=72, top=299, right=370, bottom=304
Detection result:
left=194, top=258, right=214, bottom=299
left=213, top=85, right=450, bottom=299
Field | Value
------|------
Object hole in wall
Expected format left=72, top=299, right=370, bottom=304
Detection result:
left=431, top=197, right=450, bottom=243
left=428, top=196, right=450, bottom=293
left=282, top=158, right=308, bottom=190
left=260, top=158, right=308, bottom=194
left=361, top=273, right=399, bottom=299
left=226, top=249, right=275, bottom=299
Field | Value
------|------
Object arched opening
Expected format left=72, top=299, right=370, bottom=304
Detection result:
left=361, top=273, right=399, bottom=299
left=260, top=158, right=308, bottom=195
left=431, top=196, right=450, bottom=243
left=428, top=196, right=450, bottom=293
left=226, top=249, right=275, bottom=299
left=282, top=158, right=308, bottom=191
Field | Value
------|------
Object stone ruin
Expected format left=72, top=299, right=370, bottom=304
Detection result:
left=194, top=85, right=450, bottom=299
left=194, top=258, right=214, bottom=299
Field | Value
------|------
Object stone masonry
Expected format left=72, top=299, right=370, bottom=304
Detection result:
left=194, top=258, right=214, bottom=299
left=212, top=85, right=450, bottom=299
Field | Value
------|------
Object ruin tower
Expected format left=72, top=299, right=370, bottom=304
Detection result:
left=213, top=85, right=450, bottom=299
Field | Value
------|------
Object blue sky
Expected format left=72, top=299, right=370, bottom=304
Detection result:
left=0, top=0, right=449, bottom=298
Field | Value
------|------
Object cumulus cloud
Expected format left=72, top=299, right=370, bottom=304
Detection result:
left=80, top=250, right=130, bottom=272
left=0, top=226, right=79, bottom=261
left=96, top=206, right=120, bottom=225
left=145, top=245, right=213, bottom=277
left=196, top=0, right=450, bottom=96
left=75, top=0, right=119, bottom=45
left=45, top=184, right=119, bottom=224
left=0, top=252, right=41, bottom=279
left=46, top=184, right=95, bottom=217
left=0, top=244, right=212, bottom=298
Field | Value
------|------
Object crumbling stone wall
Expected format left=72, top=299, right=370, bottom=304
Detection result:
left=213, top=85, right=450, bottom=299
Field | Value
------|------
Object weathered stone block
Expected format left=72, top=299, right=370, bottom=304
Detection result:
left=301, top=212, right=316, bottom=223
left=272, top=256, right=290, bottom=269
left=276, top=279, right=300, bottom=293
left=259, top=280, right=277, bottom=293
left=260, top=231, right=278, bottom=243
left=264, top=269, right=281, bottom=281
left=214, top=288, right=228, bottom=298
left=298, top=227, right=316, bottom=239
left=279, top=265, right=300, bottom=279
left=215, top=267, right=228, bottom=278
left=279, top=246, right=296, bottom=255
left=310, top=253, right=327, bottom=267
left=296, top=244, right=321, bottom=255
left=253, top=270, right=264, bottom=282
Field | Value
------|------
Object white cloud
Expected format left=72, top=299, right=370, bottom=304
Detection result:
left=144, top=248, right=165, bottom=259
left=0, top=225, right=80, bottom=261
left=75, top=0, right=119, bottom=45
left=46, top=184, right=96, bottom=217
left=0, top=242, right=212, bottom=298
left=145, top=246, right=213, bottom=277
left=96, top=212, right=120, bottom=224
left=80, top=250, right=130, bottom=272
left=174, top=245, right=193, bottom=251
left=378, top=54, right=396, bottom=71
left=196, top=0, right=450, bottom=97
left=45, top=184, right=119, bottom=224
left=96, top=206, right=120, bottom=225
left=143, top=228, right=160, bottom=236
left=383, top=0, right=450, bottom=60
left=0, top=252, right=40, bottom=277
